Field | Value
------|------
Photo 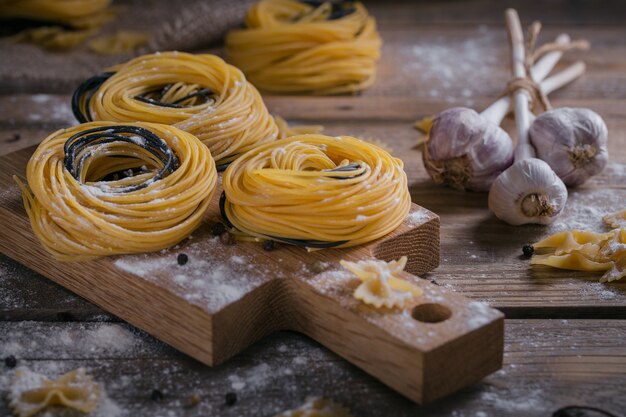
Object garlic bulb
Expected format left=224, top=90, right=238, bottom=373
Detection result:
left=489, top=9, right=568, bottom=226
left=488, top=158, right=568, bottom=225
left=423, top=107, right=514, bottom=191
left=529, top=107, right=608, bottom=186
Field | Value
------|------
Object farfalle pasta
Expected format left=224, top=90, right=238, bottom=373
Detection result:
left=604, top=209, right=626, bottom=229
left=531, top=229, right=626, bottom=282
left=274, top=397, right=352, bottom=417
left=340, top=256, right=422, bottom=308
left=9, top=367, right=100, bottom=417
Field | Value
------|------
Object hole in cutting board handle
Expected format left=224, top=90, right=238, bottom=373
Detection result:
left=411, top=303, right=452, bottom=323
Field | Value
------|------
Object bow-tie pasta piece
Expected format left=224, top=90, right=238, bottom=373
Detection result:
left=9, top=367, right=100, bottom=417
left=274, top=397, right=352, bottom=417
left=340, top=256, right=423, bottom=309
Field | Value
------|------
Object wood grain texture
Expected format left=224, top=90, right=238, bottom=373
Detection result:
left=0, top=320, right=624, bottom=417
left=0, top=141, right=505, bottom=404
left=0, top=0, right=625, bottom=414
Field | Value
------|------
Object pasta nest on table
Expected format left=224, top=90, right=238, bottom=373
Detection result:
left=221, top=134, right=411, bottom=249
left=71, top=51, right=280, bottom=167
left=226, top=0, right=382, bottom=95
left=15, top=121, right=217, bottom=261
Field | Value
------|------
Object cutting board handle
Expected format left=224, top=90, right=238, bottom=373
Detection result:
left=280, top=271, right=504, bottom=404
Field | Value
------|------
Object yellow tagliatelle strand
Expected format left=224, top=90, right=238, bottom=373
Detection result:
left=221, top=134, right=411, bottom=249
left=226, top=0, right=382, bottom=95
left=15, top=121, right=217, bottom=261
left=75, top=52, right=282, bottom=166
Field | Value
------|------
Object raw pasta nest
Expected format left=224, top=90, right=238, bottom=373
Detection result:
left=71, top=51, right=280, bottom=166
left=221, top=134, right=411, bottom=249
left=15, top=121, right=217, bottom=261
left=226, top=0, right=382, bottom=95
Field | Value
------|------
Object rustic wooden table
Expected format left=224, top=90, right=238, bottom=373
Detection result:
left=1, top=1, right=625, bottom=416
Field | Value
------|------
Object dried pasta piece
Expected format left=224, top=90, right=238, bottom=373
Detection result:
left=340, top=256, right=422, bottom=309
left=275, top=397, right=352, bottom=417
left=531, top=251, right=613, bottom=272
left=413, top=115, right=434, bottom=148
left=9, top=367, right=100, bottom=417
left=414, top=116, right=434, bottom=135
left=531, top=228, right=626, bottom=282
left=604, top=209, right=626, bottom=229
left=88, top=31, right=150, bottom=55
left=534, top=230, right=613, bottom=250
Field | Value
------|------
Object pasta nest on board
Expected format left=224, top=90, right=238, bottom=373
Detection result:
left=15, top=121, right=217, bottom=261
left=220, top=134, right=411, bottom=249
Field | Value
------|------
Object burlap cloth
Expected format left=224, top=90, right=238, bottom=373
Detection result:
left=0, top=0, right=255, bottom=94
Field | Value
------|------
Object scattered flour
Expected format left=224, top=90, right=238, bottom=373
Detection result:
left=113, top=235, right=279, bottom=312
left=402, top=28, right=503, bottom=104
left=548, top=186, right=626, bottom=233
left=466, top=301, right=494, bottom=330
left=407, top=208, right=430, bottom=225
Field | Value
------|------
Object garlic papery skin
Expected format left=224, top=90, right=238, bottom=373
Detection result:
left=423, top=107, right=514, bottom=191
left=529, top=107, right=608, bottom=187
left=488, top=158, right=568, bottom=225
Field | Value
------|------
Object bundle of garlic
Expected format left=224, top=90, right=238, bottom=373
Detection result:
left=488, top=10, right=610, bottom=226
left=423, top=34, right=584, bottom=192
left=488, top=10, right=569, bottom=226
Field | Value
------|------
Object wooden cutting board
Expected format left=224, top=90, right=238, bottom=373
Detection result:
left=0, top=146, right=503, bottom=405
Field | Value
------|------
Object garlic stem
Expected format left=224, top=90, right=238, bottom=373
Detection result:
left=539, top=61, right=586, bottom=98
left=506, top=9, right=534, bottom=161
left=480, top=34, right=570, bottom=124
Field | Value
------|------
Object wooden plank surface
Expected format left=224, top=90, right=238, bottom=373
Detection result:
left=1, top=320, right=624, bottom=417
left=1, top=0, right=625, bottom=415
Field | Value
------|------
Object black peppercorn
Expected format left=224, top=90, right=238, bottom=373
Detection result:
left=262, top=240, right=275, bottom=251
left=212, top=222, right=226, bottom=237
left=225, top=392, right=237, bottom=406
left=4, top=355, right=17, bottom=368
left=177, top=253, right=189, bottom=266
left=522, top=245, right=534, bottom=258
left=151, top=389, right=164, bottom=401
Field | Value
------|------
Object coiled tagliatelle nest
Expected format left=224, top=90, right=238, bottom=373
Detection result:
left=15, top=121, right=217, bottom=261
left=72, top=52, right=280, bottom=166
left=226, top=0, right=382, bottom=94
left=221, top=134, right=411, bottom=249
